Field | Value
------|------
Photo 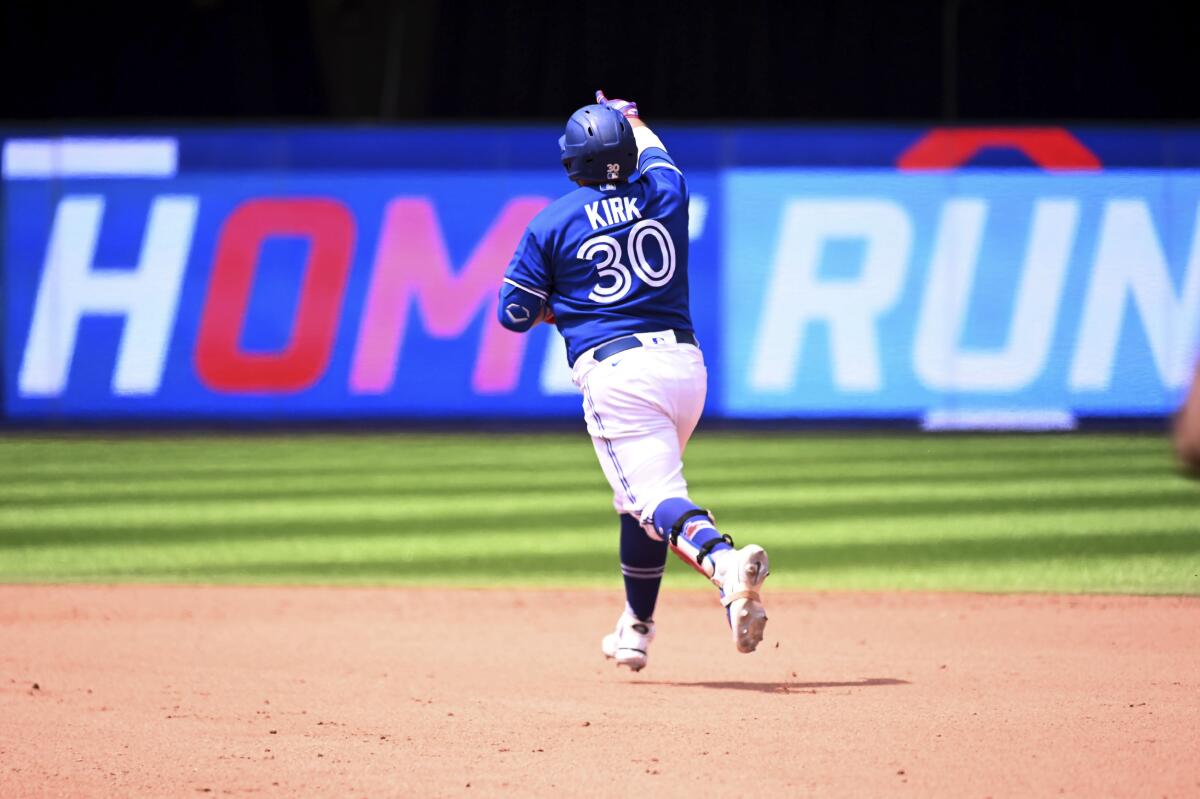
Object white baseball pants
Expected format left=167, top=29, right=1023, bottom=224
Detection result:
left=571, top=332, right=707, bottom=521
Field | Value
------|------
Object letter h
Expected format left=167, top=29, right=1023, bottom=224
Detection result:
left=18, top=194, right=198, bottom=397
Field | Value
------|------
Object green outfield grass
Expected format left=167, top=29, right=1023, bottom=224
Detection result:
left=1, top=431, right=1197, bottom=594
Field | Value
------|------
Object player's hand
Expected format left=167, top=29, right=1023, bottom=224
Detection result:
left=596, top=90, right=639, bottom=119
left=542, top=305, right=557, bottom=326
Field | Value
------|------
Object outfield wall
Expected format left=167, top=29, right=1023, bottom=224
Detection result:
left=3, top=126, right=1199, bottom=426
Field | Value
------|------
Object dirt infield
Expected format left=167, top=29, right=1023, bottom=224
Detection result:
left=1, top=586, right=1197, bottom=798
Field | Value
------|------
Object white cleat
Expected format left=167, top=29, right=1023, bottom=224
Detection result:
left=717, top=545, right=770, bottom=653
left=601, top=612, right=655, bottom=672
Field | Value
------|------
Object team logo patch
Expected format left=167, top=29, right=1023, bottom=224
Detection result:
left=504, top=303, right=531, bottom=324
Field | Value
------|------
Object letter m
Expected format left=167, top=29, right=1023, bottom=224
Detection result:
left=350, top=197, right=549, bottom=394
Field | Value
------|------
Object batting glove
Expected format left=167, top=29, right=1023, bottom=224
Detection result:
left=596, top=90, right=639, bottom=119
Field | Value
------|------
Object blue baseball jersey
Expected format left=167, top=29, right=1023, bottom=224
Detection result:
left=501, top=143, right=692, bottom=366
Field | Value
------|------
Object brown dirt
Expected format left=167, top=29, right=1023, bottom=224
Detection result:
left=1, top=586, right=1197, bottom=798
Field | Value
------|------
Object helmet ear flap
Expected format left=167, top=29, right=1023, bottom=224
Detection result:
left=558, top=134, right=571, bottom=174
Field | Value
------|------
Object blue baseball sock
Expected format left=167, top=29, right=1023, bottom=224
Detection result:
left=619, top=513, right=667, bottom=622
left=649, top=497, right=733, bottom=575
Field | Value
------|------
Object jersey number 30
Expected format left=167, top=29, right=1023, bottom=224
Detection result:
left=578, top=219, right=677, bottom=304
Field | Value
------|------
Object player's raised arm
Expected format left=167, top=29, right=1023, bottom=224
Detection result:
left=595, top=90, right=678, bottom=176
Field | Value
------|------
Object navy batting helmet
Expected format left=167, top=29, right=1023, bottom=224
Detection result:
left=558, top=103, right=637, bottom=184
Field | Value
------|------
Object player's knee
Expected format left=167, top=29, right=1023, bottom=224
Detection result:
left=644, top=497, right=714, bottom=543
left=621, top=513, right=667, bottom=552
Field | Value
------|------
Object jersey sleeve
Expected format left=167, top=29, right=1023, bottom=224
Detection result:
left=498, top=225, right=551, bottom=332
left=635, top=126, right=683, bottom=176
left=502, top=226, right=552, bottom=303
left=634, top=126, right=687, bottom=198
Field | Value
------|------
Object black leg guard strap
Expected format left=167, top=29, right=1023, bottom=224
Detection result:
left=696, top=533, right=735, bottom=566
left=667, top=508, right=715, bottom=546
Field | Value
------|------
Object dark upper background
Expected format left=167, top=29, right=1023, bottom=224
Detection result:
left=3, top=0, right=1196, bottom=124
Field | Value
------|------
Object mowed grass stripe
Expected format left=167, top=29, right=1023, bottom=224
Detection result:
left=0, top=461, right=1173, bottom=513
left=2, top=506, right=1195, bottom=565
left=1, top=433, right=592, bottom=465
left=0, top=449, right=1171, bottom=504
left=4, top=524, right=1196, bottom=593
left=6, top=512, right=1192, bottom=561
left=0, top=432, right=1195, bottom=593
left=0, top=471, right=1189, bottom=532
left=1, top=447, right=597, bottom=480
left=5, top=503, right=1194, bottom=559
left=0, top=432, right=1167, bottom=476
left=692, top=434, right=1169, bottom=465
left=0, top=525, right=615, bottom=576
left=4, top=505, right=1196, bottom=559
left=0, top=469, right=609, bottom=505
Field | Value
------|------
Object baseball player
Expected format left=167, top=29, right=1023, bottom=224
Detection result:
left=496, top=91, right=770, bottom=671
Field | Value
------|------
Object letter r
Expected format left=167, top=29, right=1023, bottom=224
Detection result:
left=749, top=199, right=910, bottom=393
